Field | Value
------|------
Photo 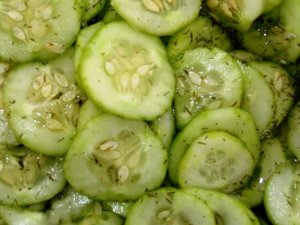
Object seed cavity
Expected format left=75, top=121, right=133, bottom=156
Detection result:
left=54, top=72, right=69, bottom=87
left=46, top=118, right=64, bottom=130
left=273, top=71, right=283, bottom=92
left=41, top=83, right=52, bottom=98
left=6, top=11, right=24, bottom=22
left=12, top=26, right=26, bottom=41
left=188, top=71, right=202, bottom=85
left=143, top=0, right=160, bottom=12
left=42, top=6, right=53, bottom=20
left=105, top=60, right=117, bottom=75
left=157, top=209, right=171, bottom=220
left=117, top=165, right=129, bottom=183
left=0, top=62, right=10, bottom=74
left=99, top=140, right=119, bottom=151
left=45, top=42, right=65, bottom=54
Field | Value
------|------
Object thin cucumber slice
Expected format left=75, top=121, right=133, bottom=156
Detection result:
left=285, top=101, right=300, bottom=159
left=168, top=107, right=260, bottom=184
left=167, top=16, right=234, bottom=60
left=3, top=49, right=84, bottom=156
left=184, top=187, right=259, bottom=225
left=205, top=0, right=264, bottom=32
left=77, top=99, right=174, bottom=150
left=125, top=188, right=216, bottom=225
left=232, top=137, right=287, bottom=208
left=264, top=162, right=300, bottom=225
left=78, top=21, right=175, bottom=121
left=239, top=62, right=276, bottom=138
left=177, top=131, right=255, bottom=193
left=0, top=145, right=66, bottom=206
left=239, top=17, right=300, bottom=64
left=249, top=61, right=296, bottom=129
left=64, top=113, right=168, bottom=201
left=0, top=205, right=50, bottom=225
left=172, top=47, right=243, bottom=129
left=0, top=0, right=81, bottom=63
left=111, top=0, right=201, bottom=36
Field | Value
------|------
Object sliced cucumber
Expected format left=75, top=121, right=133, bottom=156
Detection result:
left=0, top=145, right=66, bottom=206
left=249, top=61, right=296, bottom=129
left=125, top=188, right=216, bottom=225
left=64, top=113, right=167, bottom=201
left=177, top=131, right=255, bottom=192
left=232, top=137, right=287, bottom=208
left=78, top=21, right=175, bottom=121
left=0, top=205, right=50, bottom=225
left=167, top=16, right=234, bottom=59
left=205, top=0, right=264, bottom=32
left=264, top=162, right=300, bottom=225
left=168, top=107, right=260, bottom=184
left=172, top=47, right=243, bottom=129
left=184, top=187, right=259, bottom=225
left=239, top=17, right=300, bottom=64
left=0, top=0, right=81, bottom=63
left=111, top=0, right=201, bottom=36
left=239, top=62, right=276, bottom=138
left=3, top=49, right=84, bottom=156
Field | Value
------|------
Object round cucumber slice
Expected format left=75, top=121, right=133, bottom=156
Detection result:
left=111, top=0, right=201, bottom=36
left=264, top=162, right=300, bottom=225
left=125, top=188, right=216, bottom=225
left=78, top=21, right=175, bottom=121
left=172, top=47, right=243, bottom=129
left=3, top=49, right=84, bottom=156
left=0, top=145, right=66, bottom=206
left=177, top=131, right=255, bottom=192
left=168, top=107, right=260, bottom=184
left=184, top=187, right=259, bottom=225
left=64, top=113, right=168, bottom=201
left=0, top=0, right=81, bottom=63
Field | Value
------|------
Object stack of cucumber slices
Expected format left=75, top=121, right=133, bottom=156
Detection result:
left=0, top=0, right=300, bottom=224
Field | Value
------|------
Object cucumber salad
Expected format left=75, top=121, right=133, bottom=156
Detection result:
left=0, top=0, right=300, bottom=224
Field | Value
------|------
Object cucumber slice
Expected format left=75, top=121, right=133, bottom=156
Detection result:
left=232, top=137, right=287, bottom=208
left=249, top=61, right=296, bottom=129
left=0, top=145, right=66, bottom=206
left=205, top=0, right=264, bottom=32
left=239, top=62, right=276, bottom=138
left=64, top=113, right=168, bottom=201
left=167, top=16, right=234, bottom=59
left=0, top=0, right=81, bottom=63
left=78, top=21, right=175, bottom=121
left=0, top=205, right=50, bottom=225
left=178, top=131, right=255, bottom=192
left=125, top=188, right=216, bottom=225
left=168, top=107, right=260, bottom=183
left=285, top=101, right=300, bottom=160
left=111, top=0, right=201, bottom=36
left=3, top=49, right=84, bottom=156
left=184, top=187, right=259, bottom=225
left=172, top=47, right=243, bottom=129
left=264, top=162, right=300, bottom=225
left=239, top=17, right=300, bottom=64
